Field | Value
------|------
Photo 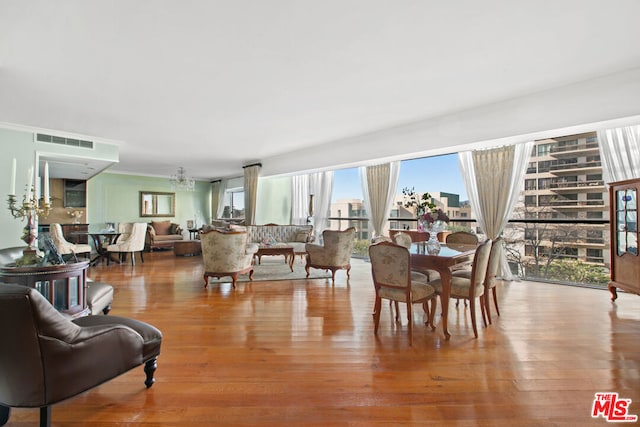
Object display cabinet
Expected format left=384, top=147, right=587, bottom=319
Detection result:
left=0, top=261, right=90, bottom=317
left=608, top=178, right=640, bottom=301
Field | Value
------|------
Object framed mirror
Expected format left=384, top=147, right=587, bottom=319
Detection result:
left=140, top=191, right=175, bottom=217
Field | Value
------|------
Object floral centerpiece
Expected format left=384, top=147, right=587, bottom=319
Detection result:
left=402, top=187, right=450, bottom=255
left=419, top=208, right=450, bottom=232
left=67, top=209, right=84, bottom=224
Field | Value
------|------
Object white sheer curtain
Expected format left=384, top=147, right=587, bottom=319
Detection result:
left=291, top=174, right=310, bottom=225
left=359, top=161, right=400, bottom=239
left=459, top=141, right=533, bottom=279
left=210, top=179, right=227, bottom=221
left=309, top=171, right=333, bottom=242
left=597, top=124, right=640, bottom=183
left=243, top=164, right=261, bottom=225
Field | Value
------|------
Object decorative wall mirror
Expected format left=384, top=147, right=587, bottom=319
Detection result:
left=140, top=191, right=175, bottom=217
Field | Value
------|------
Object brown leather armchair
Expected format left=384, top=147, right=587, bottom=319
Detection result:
left=0, top=284, right=162, bottom=427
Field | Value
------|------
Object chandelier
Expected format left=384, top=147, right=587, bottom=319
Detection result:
left=170, top=167, right=195, bottom=191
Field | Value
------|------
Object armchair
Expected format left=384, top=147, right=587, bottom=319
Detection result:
left=0, top=284, right=162, bottom=427
left=200, top=229, right=259, bottom=288
left=305, top=227, right=356, bottom=283
left=106, top=222, right=147, bottom=265
left=49, top=223, right=91, bottom=258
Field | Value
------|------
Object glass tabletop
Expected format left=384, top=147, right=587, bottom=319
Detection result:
left=409, top=242, right=475, bottom=257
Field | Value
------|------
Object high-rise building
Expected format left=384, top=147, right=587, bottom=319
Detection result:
left=513, top=131, right=610, bottom=269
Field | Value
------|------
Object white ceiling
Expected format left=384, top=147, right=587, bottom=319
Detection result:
left=2, top=1, right=640, bottom=181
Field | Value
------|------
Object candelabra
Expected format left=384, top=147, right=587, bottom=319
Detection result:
left=8, top=188, right=51, bottom=265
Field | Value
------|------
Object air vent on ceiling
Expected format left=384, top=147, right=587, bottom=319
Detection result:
left=35, top=133, right=94, bottom=149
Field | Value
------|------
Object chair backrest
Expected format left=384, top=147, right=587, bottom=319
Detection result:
left=112, top=223, right=147, bottom=252
left=118, top=222, right=134, bottom=242
left=321, top=227, right=356, bottom=263
left=392, top=232, right=412, bottom=249
left=485, top=237, right=503, bottom=287
left=470, top=240, right=493, bottom=291
left=446, top=231, right=479, bottom=246
left=49, top=223, right=75, bottom=254
left=369, top=241, right=411, bottom=291
left=0, top=283, right=80, bottom=406
left=200, top=229, right=251, bottom=271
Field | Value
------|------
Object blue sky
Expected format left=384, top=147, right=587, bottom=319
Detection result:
left=332, top=153, right=468, bottom=202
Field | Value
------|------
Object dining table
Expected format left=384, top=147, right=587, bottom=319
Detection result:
left=409, top=242, right=476, bottom=340
left=71, top=231, right=122, bottom=266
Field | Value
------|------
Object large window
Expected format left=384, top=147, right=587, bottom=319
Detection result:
left=222, top=189, right=244, bottom=219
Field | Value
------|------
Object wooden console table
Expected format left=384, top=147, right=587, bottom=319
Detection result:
left=0, top=261, right=90, bottom=318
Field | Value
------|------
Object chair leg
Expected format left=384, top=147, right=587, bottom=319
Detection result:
left=0, top=405, right=10, bottom=425
left=407, top=302, right=413, bottom=346
left=428, top=298, right=436, bottom=331
left=144, top=357, right=158, bottom=388
left=373, top=296, right=382, bottom=334
left=469, top=298, right=478, bottom=339
left=39, top=406, right=51, bottom=427
left=480, top=296, right=488, bottom=328
left=131, top=252, right=136, bottom=266
left=139, top=251, right=144, bottom=264
left=492, top=287, right=500, bottom=316
left=394, top=301, right=400, bottom=322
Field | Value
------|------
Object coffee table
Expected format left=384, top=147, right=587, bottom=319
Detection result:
left=173, top=240, right=202, bottom=257
left=255, top=246, right=294, bottom=272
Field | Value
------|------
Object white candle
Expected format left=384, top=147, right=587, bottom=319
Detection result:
left=26, top=166, right=33, bottom=200
left=10, top=158, right=16, bottom=196
left=44, top=162, right=50, bottom=202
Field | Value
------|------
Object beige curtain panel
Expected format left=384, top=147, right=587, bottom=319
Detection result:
left=243, top=164, right=261, bottom=225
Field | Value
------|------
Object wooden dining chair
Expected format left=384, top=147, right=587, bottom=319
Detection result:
left=445, top=231, right=479, bottom=307
left=369, top=241, right=437, bottom=346
left=429, top=239, right=492, bottom=338
left=453, top=237, right=504, bottom=324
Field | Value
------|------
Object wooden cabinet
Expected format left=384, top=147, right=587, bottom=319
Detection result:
left=0, top=261, right=90, bottom=318
left=64, top=179, right=86, bottom=208
left=608, top=178, right=640, bottom=300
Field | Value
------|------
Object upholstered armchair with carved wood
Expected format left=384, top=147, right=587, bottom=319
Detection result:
left=200, top=229, right=259, bottom=288
left=305, top=227, right=356, bottom=283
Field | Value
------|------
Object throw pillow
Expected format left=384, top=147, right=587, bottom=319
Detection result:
left=169, top=223, right=180, bottom=234
left=295, top=232, right=309, bottom=243
left=151, top=220, right=171, bottom=235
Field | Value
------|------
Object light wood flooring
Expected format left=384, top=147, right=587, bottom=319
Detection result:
left=7, top=251, right=640, bottom=426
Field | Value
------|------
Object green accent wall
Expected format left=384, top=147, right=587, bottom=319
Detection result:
left=255, top=176, right=292, bottom=225
left=87, top=173, right=211, bottom=232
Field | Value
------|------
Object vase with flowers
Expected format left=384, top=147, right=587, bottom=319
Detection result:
left=419, top=209, right=450, bottom=255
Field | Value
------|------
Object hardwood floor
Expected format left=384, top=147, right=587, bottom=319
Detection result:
left=7, top=251, right=640, bottom=426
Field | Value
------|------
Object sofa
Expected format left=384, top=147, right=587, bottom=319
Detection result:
left=246, top=224, right=314, bottom=256
left=145, top=220, right=184, bottom=251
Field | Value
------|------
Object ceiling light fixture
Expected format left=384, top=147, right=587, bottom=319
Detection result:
left=170, top=167, right=195, bottom=191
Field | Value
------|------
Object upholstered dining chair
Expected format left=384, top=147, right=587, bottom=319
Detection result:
left=200, top=229, right=259, bottom=288
left=0, top=283, right=162, bottom=427
left=446, top=231, right=479, bottom=246
left=453, top=236, right=504, bottom=324
left=369, top=241, right=437, bottom=346
left=428, top=239, right=493, bottom=338
left=445, top=231, right=479, bottom=307
left=49, top=223, right=91, bottom=259
left=305, top=227, right=356, bottom=283
left=106, top=222, right=147, bottom=265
